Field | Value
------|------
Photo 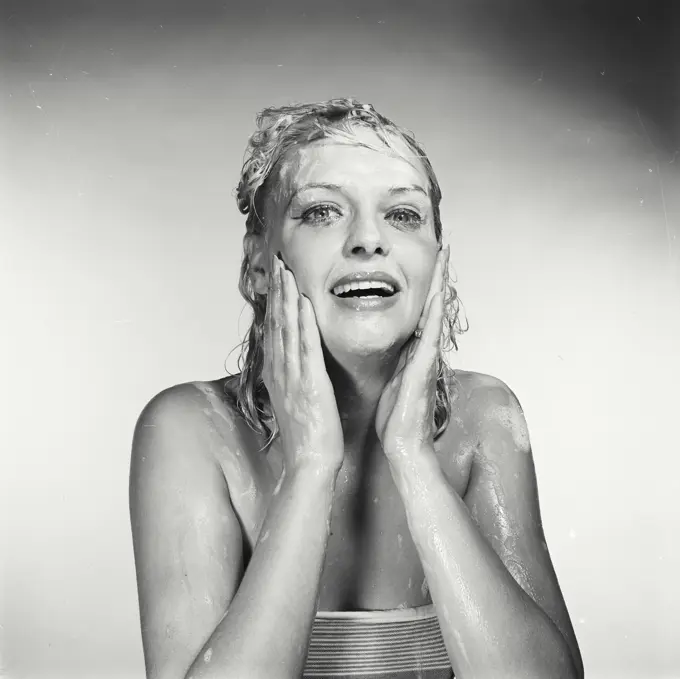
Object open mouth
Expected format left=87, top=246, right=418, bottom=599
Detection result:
left=331, top=281, right=397, bottom=299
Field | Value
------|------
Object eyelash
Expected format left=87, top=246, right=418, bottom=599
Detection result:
left=388, top=208, right=424, bottom=229
left=299, top=204, right=341, bottom=225
left=298, top=204, right=424, bottom=229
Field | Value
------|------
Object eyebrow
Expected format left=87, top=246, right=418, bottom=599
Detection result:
left=287, top=182, right=428, bottom=209
left=285, top=183, right=343, bottom=210
left=387, top=184, right=429, bottom=197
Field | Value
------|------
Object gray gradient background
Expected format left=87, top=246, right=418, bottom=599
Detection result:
left=2, top=1, right=679, bottom=677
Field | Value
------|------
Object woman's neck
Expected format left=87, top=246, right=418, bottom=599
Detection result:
left=324, top=348, right=400, bottom=453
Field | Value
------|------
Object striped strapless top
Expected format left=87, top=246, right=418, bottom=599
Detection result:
left=303, top=604, right=453, bottom=678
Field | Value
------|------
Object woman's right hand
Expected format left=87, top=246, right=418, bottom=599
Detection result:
left=263, top=252, right=345, bottom=476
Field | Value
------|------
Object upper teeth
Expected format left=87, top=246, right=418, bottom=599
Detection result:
left=332, top=280, right=396, bottom=296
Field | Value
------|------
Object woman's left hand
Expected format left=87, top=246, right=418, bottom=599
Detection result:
left=375, top=245, right=450, bottom=460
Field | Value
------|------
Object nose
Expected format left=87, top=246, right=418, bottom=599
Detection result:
left=342, top=212, right=391, bottom=258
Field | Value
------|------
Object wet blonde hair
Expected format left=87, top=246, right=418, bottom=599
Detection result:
left=229, top=98, right=467, bottom=448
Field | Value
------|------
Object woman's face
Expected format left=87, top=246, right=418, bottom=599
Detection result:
left=262, top=127, right=440, bottom=359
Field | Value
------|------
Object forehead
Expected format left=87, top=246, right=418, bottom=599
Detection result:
left=275, top=128, right=430, bottom=197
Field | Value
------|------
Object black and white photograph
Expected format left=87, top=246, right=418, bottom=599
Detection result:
left=2, top=1, right=679, bottom=678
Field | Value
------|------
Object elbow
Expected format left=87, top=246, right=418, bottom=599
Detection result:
left=553, top=628, right=584, bottom=679
left=186, top=671, right=287, bottom=679
left=532, top=609, right=584, bottom=679
left=536, top=637, right=583, bottom=679
left=566, top=649, right=585, bottom=679
left=559, top=655, right=584, bottom=679
left=181, top=661, right=290, bottom=679
left=509, top=623, right=583, bottom=679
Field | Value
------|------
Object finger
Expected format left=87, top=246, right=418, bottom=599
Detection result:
left=298, top=295, right=326, bottom=385
left=420, top=291, right=445, bottom=356
left=269, top=255, right=285, bottom=385
left=417, top=246, right=448, bottom=333
left=262, top=254, right=275, bottom=384
left=281, top=263, right=301, bottom=381
left=406, top=292, right=443, bottom=382
left=389, top=330, right=421, bottom=388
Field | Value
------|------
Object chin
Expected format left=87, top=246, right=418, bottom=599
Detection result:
left=322, top=325, right=409, bottom=361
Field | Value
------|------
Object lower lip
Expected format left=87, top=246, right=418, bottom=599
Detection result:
left=331, top=292, right=401, bottom=311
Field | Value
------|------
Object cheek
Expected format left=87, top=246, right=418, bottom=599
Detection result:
left=409, top=249, right=439, bottom=299
left=284, top=251, right=323, bottom=300
left=283, top=231, right=339, bottom=297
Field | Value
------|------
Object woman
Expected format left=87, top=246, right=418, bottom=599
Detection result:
left=129, top=99, right=583, bottom=679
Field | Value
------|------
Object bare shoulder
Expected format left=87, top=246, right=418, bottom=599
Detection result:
left=447, top=369, right=520, bottom=408
left=453, top=370, right=584, bottom=677
left=134, top=376, right=238, bottom=426
left=447, top=369, right=529, bottom=449
left=129, top=377, right=250, bottom=535
left=433, top=368, right=523, bottom=495
left=129, top=379, right=247, bottom=679
left=129, top=375, right=274, bottom=533
left=129, top=377, right=243, bottom=532
left=131, top=377, right=245, bottom=463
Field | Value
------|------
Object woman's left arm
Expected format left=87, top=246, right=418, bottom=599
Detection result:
left=386, top=376, right=584, bottom=679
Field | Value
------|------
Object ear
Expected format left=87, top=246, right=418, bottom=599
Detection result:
left=244, top=233, right=270, bottom=296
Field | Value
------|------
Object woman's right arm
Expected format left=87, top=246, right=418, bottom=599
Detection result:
left=130, top=254, right=344, bottom=679
left=130, top=385, right=339, bottom=679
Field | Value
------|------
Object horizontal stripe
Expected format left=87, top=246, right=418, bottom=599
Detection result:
left=304, top=671, right=453, bottom=678
left=310, top=618, right=442, bottom=631
left=307, top=639, right=449, bottom=657
left=309, top=627, right=443, bottom=642
left=304, top=670, right=453, bottom=678
left=315, top=604, right=437, bottom=621
left=303, top=606, right=452, bottom=678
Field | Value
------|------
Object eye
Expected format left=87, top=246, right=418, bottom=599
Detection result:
left=299, top=204, right=342, bottom=226
left=386, top=208, right=424, bottom=229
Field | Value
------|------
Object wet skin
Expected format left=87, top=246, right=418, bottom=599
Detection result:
left=188, top=371, right=476, bottom=612
left=130, top=129, right=582, bottom=678
left=130, top=368, right=582, bottom=677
